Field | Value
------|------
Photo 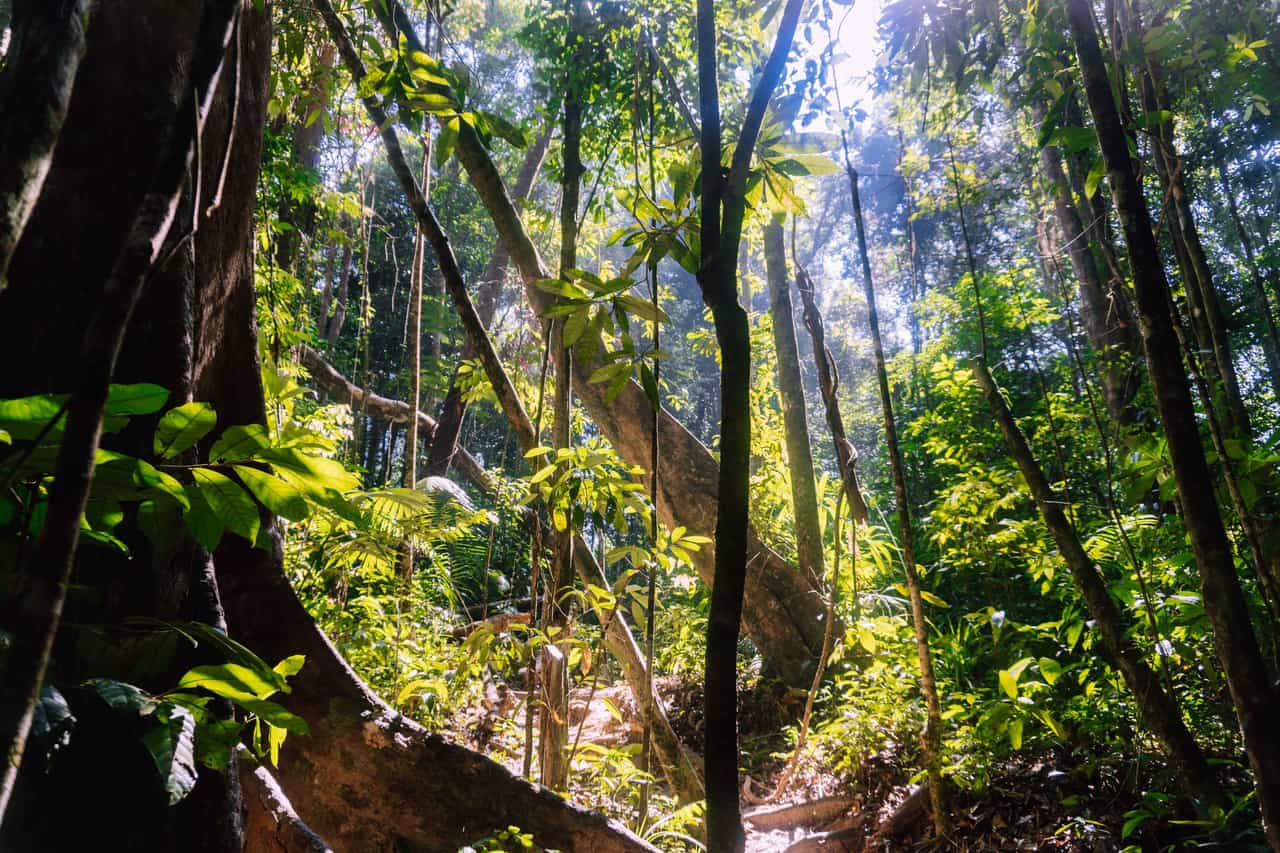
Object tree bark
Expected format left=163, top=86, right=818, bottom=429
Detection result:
left=1066, top=2, right=1280, bottom=844
left=695, top=0, right=806, bottom=847
left=0, top=0, right=241, bottom=821
left=794, top=260, right=870, bottom=527
left=973, top=358, right=1222, bottom=806
left=846, top=165, right=947, bottom=834
left=1034, top=105, right=1140, bottom=424
left=369, top=0, right=830, bottom=686
left=0, top=0, right=93, bottom=283
left=763, top=219, right=825, bottom=588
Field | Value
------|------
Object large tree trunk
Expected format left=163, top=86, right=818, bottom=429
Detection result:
left=763, top=219, right=825, bottom=588
left=0, top=0, right=93, bottom=282
left=0, top=2, right=659, bottom=849
left=1066, top=2, right=1280, bottom=845
left=369, top=0, right=830, bottom=688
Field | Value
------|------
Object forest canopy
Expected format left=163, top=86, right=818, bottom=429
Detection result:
left=0, top=0, right=1278, bottom=850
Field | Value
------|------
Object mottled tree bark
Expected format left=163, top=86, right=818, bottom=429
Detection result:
left=1034, top=103, right=1140, bottom=423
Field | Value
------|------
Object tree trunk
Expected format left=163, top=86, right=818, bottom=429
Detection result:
left=695, top=0, right=806, bottom=847
left=366, top=0, right=831, bottom=688
left=973, top=359, right=1222, bottom=806
left=0, top=0, right=93, bottom=283
left=846, top=165, right=947, bottom=835
left=763, top=219, right=825, bottom=588
left=1066, top=2, right=1280, bottom=844
left=1034, top=104, right=1140, bottom=423
left=794, top=261, right=870, bottom=527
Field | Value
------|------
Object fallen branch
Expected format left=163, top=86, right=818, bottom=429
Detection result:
left=744, top=796, right=857, bottom=832
left=297, top=343, right=489, bottom=490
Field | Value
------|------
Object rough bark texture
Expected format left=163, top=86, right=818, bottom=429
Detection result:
left=0, top=0, right=94, bottom=283
left=973, top=358, right=1222, bottom=806
left=1067, top=1, right=1280, bottom=843
left=763, top=220, right=825, bottom=588
left=0, top=0, right=241, bottom=822
left=794, top=261, right=870, bottom=526
left=239, top=758, right=332, bottom=853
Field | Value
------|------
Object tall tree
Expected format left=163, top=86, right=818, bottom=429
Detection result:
left=1066, top=1, right=1280, bottom=843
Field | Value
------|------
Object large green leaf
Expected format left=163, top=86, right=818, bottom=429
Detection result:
left=104, top=383, right=170, bottom=416
left=233, top=465, right=309, bottom=522
left=154, top=402, right=217, bottom=459
left=142, top=703, right=198, bottom=805
left=192, top=468, right=260, bottom=544
left=208, top=423, right=269, bottom=462
left=0, top=394, right=67, bottom=441
left=177, top=662, right=281, bottom=702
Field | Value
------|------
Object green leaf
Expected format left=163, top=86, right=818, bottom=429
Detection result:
left=238, top=699, right=309, bottom=735
left=1084, top=157, right=1106, bottom=200
left=1008, top=717, right=1023, bottom=750
left=154, top=402, right=217, bottom=459
left=138, top=499, right=181, bottom=549
left=919, top=590, right=949, bottom=608
left=614, top=293, right=671, bottom=325
left=0, top=394, right=67, bottom=441
left=182, top=484, right=225, bottom=552
left=192, top=468, right=260, bottom=544
left=88, top=678, right=153, bottom=714
left=105, top=383, right=169, bottom=416
left=1038, top=657, right=1062, bottom=685
left=143, top=703, right=198, bottom=805
left=233, top=465, right=309, bottom=522
left=272, top=655, right=306, bottom=679
left=208, top=423, right=269, bottom=462
left=998, top=669, right=1019, bottom=700
left=178, top=662, right=281, bottom=702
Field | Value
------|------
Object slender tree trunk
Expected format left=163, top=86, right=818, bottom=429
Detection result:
left=1067, top=2, right=1280, bottom=844
left=846, top=165, right=947, bottom=835
left=324, top=238, right=351, bottom=344
left=425, top=126, right=550, bottom=476
left=973, top=359, right=1223, bottom=807
left=1035, top=104, right=1140, bottom=423
left=0, top=0, right=94, bottom=283
left=1124, top=4, right=1250, bottom=441
left=1220, top=162, right=1280, bottom=401
left=695, top=0, right=806, bottom=847
left=540, top=16, right=585, bottom=785
left=763, top=219, right=824, bottom=588
left=794, top=259, right=870, bottom=527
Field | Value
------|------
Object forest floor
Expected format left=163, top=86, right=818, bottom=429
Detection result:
left=450, top=674, right=1144, bottom=851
